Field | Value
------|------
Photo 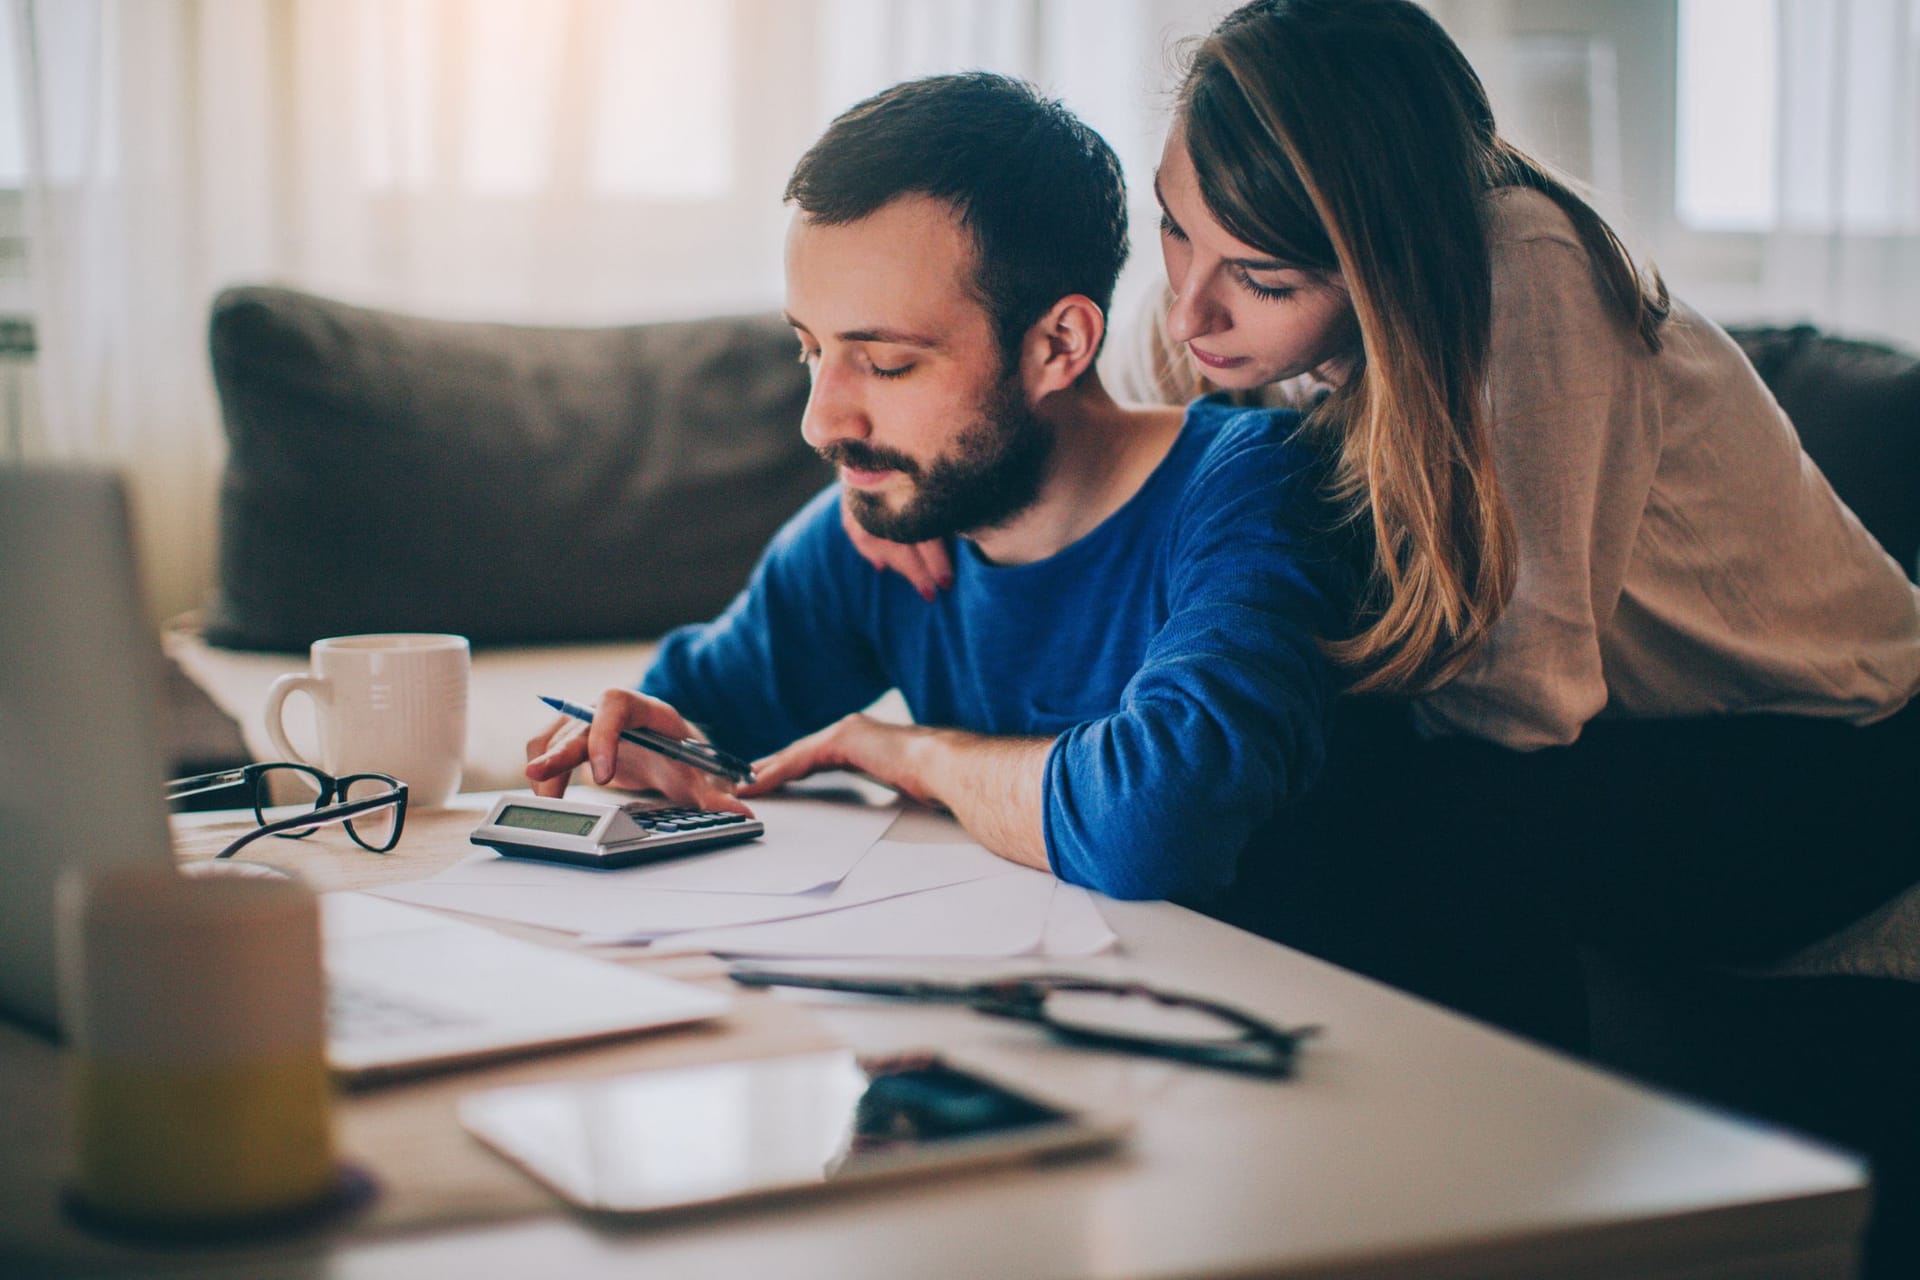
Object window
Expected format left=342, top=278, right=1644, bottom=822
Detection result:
left=1677, top=0, right=1920, bottom=234
left=354, top=0, right=735, bottom=199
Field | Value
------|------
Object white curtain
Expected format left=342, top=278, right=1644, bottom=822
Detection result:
left=1759, top=0, right=1920, bottom=345
left=11, top=0, right=818, bottom=622
left=12, top=0, right=1219, bottom=622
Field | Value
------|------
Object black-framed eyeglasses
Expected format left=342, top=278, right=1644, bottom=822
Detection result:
left=728, top=971, right=1320, bottom=1078
left=166, top=762, right=409, bottom=861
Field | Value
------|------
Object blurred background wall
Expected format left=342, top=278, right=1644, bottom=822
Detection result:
left=2, top=0, right=1914, bottom=618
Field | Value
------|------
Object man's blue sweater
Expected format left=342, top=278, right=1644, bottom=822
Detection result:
left=642, top=398, right=1350, bottom=905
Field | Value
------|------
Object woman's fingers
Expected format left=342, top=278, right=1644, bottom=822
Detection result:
left=840, top=493, right=952, bottom=599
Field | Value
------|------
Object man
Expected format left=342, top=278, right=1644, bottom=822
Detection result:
left=526, top=72, right=1346, bottom=906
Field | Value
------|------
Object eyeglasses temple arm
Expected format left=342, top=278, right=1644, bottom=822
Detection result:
left=727, top=971, right=980, bottom=1002
left=213, top=788, right=405, bottom=858
left=165, top=767, right=253, bottom=801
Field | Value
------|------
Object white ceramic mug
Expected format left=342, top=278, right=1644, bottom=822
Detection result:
left=265, top=633, right=469, bottom=809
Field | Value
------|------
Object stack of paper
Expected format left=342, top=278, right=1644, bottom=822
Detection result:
left=371, top=794, right=1116, bottom=959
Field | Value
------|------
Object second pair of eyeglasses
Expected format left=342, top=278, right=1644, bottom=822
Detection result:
left=166, top=762, right=408, bottom=862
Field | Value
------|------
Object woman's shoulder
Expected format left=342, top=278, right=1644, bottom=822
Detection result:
left=1481, top=187, right=1640, bottom=353
left=1480, top=185, right=1584, bottom=250
left=1480, top=187, right=1616, bottom=302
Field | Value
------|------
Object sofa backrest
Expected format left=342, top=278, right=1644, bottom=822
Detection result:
left=1730, top=325, right=1920, bottom=579
left=205, top=286, right=827, bottom=650
left=200, top=291, right=1916, bottom=658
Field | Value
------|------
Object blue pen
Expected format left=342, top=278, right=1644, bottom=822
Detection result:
left=539, top=696, right=757, bottom=786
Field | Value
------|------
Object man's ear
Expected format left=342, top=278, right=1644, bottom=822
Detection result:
left=1019, top=295, right=1105, bottom=397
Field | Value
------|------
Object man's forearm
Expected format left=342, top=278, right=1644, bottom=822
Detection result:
left=746, top=715, right=1055, bottom=872
left=901, top=727, right=1052, bottom=871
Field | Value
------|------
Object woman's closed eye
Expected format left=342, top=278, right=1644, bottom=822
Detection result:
left=1158, top=212, right=1188, bottom=243
left=1233, top=268, right=1296, bottom=302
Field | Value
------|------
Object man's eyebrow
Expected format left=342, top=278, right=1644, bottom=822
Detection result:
left=840, top=327, right=943, bottom=349
left=783, top=315, right=943, bottom=350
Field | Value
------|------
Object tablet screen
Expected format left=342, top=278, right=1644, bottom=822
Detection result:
left=460, top=1049, right=1121, bottom=1213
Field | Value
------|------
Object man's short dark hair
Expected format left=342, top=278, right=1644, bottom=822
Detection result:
left=785, top=72, right=1129, bottom=365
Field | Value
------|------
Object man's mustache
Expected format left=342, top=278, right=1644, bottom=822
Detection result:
left=817, top=440, right=920, bottom=478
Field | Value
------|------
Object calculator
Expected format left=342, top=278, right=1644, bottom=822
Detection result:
left=470, top=793, right=765, bottom=869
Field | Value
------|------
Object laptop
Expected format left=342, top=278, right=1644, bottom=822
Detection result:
left=0, top=464, right=729, bottom=1080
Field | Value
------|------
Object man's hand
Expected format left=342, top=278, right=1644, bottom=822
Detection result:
left=740, top=714, right=940, bottom=807
left=742, top=715, right=1052, bottom=873
left=840, top=495, right=953, bottom=602
left=524, top=687, right=751, bottom=814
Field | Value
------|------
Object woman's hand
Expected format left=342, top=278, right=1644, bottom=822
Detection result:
left=840, top=494, right=953, bottom=601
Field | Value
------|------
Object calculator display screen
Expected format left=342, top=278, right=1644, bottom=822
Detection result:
left=496, top=804, right=599, bottom=836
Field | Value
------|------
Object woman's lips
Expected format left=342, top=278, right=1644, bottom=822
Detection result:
left=1189, top=345, right=1250, bottom=371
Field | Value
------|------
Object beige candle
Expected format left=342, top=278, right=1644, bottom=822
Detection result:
left=57, top=866, right=334, bottom=1226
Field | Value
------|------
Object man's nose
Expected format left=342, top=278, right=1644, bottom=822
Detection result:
left=799, top=361, right=869, bottom=452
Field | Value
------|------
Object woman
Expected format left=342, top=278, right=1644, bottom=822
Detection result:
left=848, top=0, right=1920, bottom=1036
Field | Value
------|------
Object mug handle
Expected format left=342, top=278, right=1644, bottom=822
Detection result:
left=264, top=673, right=329, bottom=769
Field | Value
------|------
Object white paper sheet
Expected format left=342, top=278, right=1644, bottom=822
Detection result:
left=653, top=870, right=1058, bottom=958
left=443, top=793, right=901, bottom=895
left=1037, top=885, right=1119, bottom=957
left=371, top=838, right=1019, bottom=940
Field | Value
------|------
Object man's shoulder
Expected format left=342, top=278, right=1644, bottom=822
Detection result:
left=1180, top=396, right=1324, bottom=490
left=766, top=482, right=852, bottom=554
left=755, top=482, right=874, bottom=588
left=1154, top=397, right=1344, bottom=567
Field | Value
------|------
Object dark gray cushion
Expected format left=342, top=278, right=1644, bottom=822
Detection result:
left=205, top=286, right=827, bottom=649
left=160, top=652, right=250, bottom=784
left=1730, top=324, right=1920, bottom=578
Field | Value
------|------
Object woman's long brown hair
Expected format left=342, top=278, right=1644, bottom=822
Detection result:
left=1180, top=0, right=1668, bottom=694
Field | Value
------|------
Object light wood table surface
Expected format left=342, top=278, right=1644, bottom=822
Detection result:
left=5, top=793, right=1870, bottom=1279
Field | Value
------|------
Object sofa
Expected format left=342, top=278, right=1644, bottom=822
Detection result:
left=164, top=289, right=1920, bottom=890
left=162, top=285, right=1920, bottom=1271
left=165, top=286, right=829, bottom=793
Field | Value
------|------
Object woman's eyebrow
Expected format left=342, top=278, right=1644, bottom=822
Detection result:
left=1152, top=176, right=1295, bottom=273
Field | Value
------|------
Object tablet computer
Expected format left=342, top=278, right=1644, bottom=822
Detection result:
left=459, top=1049, right=1128, bottom=1216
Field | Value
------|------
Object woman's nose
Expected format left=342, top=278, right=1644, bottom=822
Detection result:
left=1164, top=268, right=1226, bottom=345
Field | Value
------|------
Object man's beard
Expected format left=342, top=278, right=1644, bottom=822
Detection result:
left=821, top=376, right=1054, bottom=544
